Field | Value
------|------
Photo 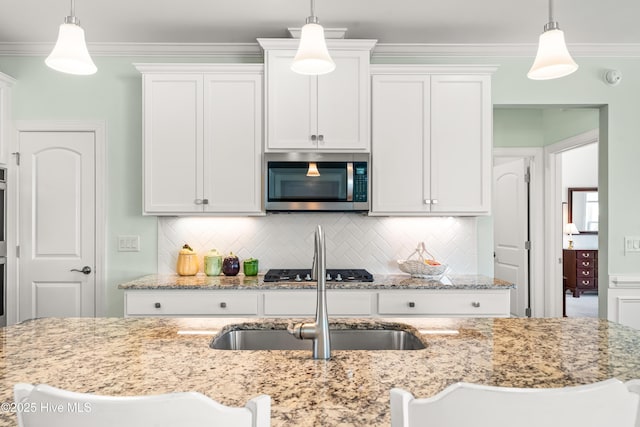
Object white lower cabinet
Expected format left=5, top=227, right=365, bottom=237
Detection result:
left=263, top=291, right=373, bottom=317
left=124, top=288, right=509, bottom=318
left=608, top=276, right=640, bottom=330
left=125, top=291, right=260, bottom=316
left=377, top=290, right=510, bottom=317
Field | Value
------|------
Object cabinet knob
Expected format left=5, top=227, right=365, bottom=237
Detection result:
left=471, top=301, right=481, bottom=308
left=194, top=199, right=203, bottom=205
left=154, top=302, right=161, bottom=309
left=311, top=135, right=317, bottom=142
left=408, top=302, right=415, bottom=308
left=431, top=199, right=439, bottom=204
left=220, top=302, right=227, bottom=308
left=424, top=199, right=431, bottom=205
left=318, top=134, right=324, bottom=143
left=202, top=199, right=209, bottom=205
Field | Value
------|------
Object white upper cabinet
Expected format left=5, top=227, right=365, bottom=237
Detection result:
left=137, top=64, right=263, bottom=215
left=370, top=65, right=495, bottom=216
left=0, top=72, right=16, bottom=166
left=258, top=39, right=376, bottom=152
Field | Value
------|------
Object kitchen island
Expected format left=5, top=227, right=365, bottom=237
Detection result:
left=1, top=317, right=640, bottom=426
left=119, top=274, right=514, bottom=318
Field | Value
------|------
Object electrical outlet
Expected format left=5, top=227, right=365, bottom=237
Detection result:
left=118, top=235, right=140, bottom=252
left=624, top=236, right=640, bottom=254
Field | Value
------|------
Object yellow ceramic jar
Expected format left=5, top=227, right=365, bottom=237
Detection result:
left=176, top=244, right=199, bottom=276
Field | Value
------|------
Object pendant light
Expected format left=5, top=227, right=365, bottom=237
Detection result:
left=527, top=0, right=578, bottom=80
left=291, top=0, right=335, bottom=76
left=46, top=0, right=97, bottom=75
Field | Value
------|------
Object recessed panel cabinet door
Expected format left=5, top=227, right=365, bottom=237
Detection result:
left=203, top=74, right=262, bottom=213
left=430, top=75, right=492, bottom=213
left=143, top=74, right=203, bottom=213
left=371, top=75, right=430, bottom=213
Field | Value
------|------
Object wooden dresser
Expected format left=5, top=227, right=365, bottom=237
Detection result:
left=563, top=249, right=598, bottom=297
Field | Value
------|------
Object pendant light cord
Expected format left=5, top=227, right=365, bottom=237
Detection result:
left=70, top=0, right=75, bottom=17
left=310, top=0, right=315, bottom=18
left=548, top=0, right=554, bottom=23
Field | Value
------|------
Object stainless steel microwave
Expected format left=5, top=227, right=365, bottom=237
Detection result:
left=264, top=153, right=369, bottom=212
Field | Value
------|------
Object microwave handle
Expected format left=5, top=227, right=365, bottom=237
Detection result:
left=347, top=162, right=354, bottom=202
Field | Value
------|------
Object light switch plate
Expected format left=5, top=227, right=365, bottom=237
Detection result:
left=118, top=235, right=140, bottom=252
left=624, top=236, right=640, bottom=254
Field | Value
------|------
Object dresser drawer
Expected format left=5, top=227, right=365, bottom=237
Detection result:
left=577, top=278, right=598, bottom=289
left=576, top=258, right=597, bottom=269
left=577, top=267, right=596, bottom=279
left=576, top=250, right=597, bottom=260
left=377, top=291, right=510, bottom=317
left=125, top=291, right=260, bottom=316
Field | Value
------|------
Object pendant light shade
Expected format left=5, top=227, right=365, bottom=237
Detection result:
left=306, top=162, right=320, bottom=177
left=527, top=0, right=577, bottom=80
left=291, top=0, right=335, bottom=76
left=46, top=1, right=97, bottom=75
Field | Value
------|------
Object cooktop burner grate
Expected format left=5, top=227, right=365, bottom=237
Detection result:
left=264, top=268, right=374, bottom=283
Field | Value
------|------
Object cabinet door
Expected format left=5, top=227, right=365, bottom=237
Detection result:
left=265, top=50, right=370, bottom=151
left=265, top=50, right=316, bottom=150
left=203, top=74, right=263, bottom=213
left=430, top=75, right=491, bottom=213
left=143, top=74, right=203, bottom=213
left=371, top=75, right=431, bottom=213
left=317, top=51, right=370, bottom=151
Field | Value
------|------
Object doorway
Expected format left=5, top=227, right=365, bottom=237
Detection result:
left=10, top=121, right=106, bottom=323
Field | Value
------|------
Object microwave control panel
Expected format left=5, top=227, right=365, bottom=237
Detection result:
left=353, top=162, right=368, bottom=202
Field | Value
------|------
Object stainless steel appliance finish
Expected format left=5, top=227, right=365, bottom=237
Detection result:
left=0, top=167, right=6, bottom=327
left=264, top=268, right=374, bottom=283
left=210, top=329, right=426, bottom=351
left=264, top=152, right=369, bottom=212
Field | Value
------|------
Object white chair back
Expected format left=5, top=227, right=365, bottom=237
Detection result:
left=391, top=378, right=640, bottom=427
left=14, top=383, right=270, bottom=427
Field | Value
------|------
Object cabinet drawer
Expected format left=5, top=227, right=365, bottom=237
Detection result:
left=576, top=258, right=596, bottom=269
left=263, top=291, right=372, bottom=316
left=577, top=278, right=598, bottom=289
left=378, top=291, right=509, bottom=316
left=577, top=268, right=596, bottom=279
left=576, top=250, right=597, bottom=260
left=125, top=291, right=259, bottom=316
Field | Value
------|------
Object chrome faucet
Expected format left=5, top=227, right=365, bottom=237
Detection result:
left=288, top=225, right=331, bottom=359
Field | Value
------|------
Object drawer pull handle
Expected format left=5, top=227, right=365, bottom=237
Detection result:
left=154, top=302, right=161, bottom=309
left=582, top=280, right=590, bottom=285
left=220, top=302, right=227, bottom=308
left=582, top=261, right=590, bottom=266
left=582, top=271, right=590, bottom=276
left=472, top=302, right=481, bottom=308
left=581, top=253, right=591, bottom=258
left=408, top=302, right=415, bottom=308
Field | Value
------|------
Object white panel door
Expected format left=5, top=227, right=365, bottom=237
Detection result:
left=493, top=158, right=529, bottom=317
left=430, top=75, right=491, bottom=213
left=265, top=50, right=316, bottom=150
left=18, top=131, right=96, bottom=320
left=371, top=75, right=430, bottom=213
left=203, top=74, right=263, bottom=213
left=143, top=74, right=203, bottom=213
left=317, top=51, right=369, bottom=151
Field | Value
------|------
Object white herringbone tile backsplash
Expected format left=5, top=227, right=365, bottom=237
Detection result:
left=158, top=214, right=478, bottom=275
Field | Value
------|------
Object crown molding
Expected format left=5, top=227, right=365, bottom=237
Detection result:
left=2, top=41, right=640, bottom=58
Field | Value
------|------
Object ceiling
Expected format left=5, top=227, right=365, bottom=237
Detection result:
left=0, top=0, right=638, bottom=47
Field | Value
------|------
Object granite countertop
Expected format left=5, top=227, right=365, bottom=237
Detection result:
left=1, top=317, right=640, bottom=426
left=118, top=273, right=514, bottom=290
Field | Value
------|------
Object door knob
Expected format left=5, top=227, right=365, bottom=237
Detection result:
left=70, top=266, right=92, bottom=275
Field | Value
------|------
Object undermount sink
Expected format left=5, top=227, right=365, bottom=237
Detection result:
left=210, top=328, right=426, bottom=351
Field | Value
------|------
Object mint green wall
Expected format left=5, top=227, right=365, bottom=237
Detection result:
left=1, top=54, right=638, bottom=316
left=542, top=108, right=599, bottom=144
left=494, top=109, right=544, bottom=147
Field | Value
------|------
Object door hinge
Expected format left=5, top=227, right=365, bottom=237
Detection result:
left=11, top=152, right=20, bottom=165
left=16, top=245, right=20, bottom=258
left=525, top=307, right=532, bottom=317
left=524, top=167, right=530, bottom=183
left=524, top=241, right=531, bottom=250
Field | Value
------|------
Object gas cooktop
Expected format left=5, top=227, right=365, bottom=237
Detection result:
left=264, top=269, right=374, bottom=283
